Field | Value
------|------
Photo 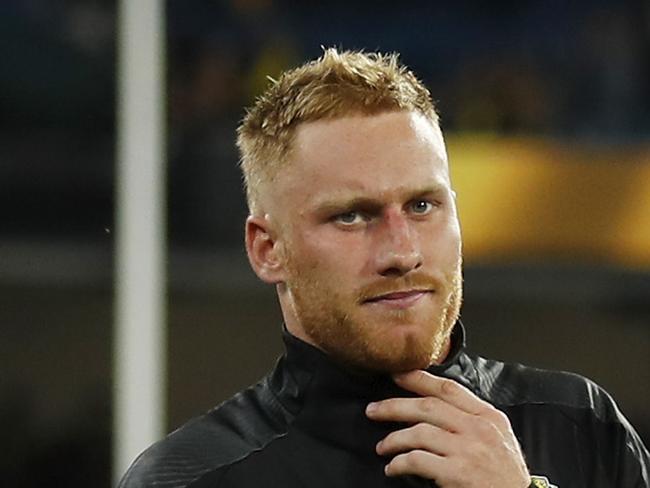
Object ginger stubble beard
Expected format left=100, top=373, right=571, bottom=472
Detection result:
left=284, top=254, right=464, bottom=373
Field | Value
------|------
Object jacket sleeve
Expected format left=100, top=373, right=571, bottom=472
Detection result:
left=612, top=416, right=649, bottom=487
left=591, top=383, right=649, bottom=487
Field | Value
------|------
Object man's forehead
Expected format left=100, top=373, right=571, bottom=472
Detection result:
left=293, top=110, right=444, bottom=150
left=291, top=111, right=447, bottom=170
left=258, top=110, right=450, bottom=217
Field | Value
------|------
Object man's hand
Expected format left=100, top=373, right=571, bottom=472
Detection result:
left=365, top=370, right=530, bottom=488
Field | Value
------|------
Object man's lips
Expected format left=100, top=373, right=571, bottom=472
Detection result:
left=363, top=289, right=433, bottom=309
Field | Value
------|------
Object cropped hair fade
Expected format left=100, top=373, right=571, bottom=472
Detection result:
left=236, top=48, right=439, bottom=213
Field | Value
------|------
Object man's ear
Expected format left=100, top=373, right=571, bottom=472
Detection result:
left=245, top=215, right=287, bottom=284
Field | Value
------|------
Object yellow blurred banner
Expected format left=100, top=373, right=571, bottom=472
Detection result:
left=447, top=135, right=650, bottom=269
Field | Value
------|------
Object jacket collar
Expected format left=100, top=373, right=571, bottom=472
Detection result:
left=269, top=322, right=473, bottom=456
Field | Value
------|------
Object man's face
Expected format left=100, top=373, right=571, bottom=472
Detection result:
left=268, top=110, right=462, bottom=372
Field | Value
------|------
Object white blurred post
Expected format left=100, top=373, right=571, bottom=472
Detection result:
left=113, top=0, right=166, bottom=484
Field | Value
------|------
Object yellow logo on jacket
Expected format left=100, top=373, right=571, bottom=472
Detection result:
left=530, top=475, right=558, bottom=488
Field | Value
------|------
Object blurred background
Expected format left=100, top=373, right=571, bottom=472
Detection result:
left=1, top=0, right=649, bottom=486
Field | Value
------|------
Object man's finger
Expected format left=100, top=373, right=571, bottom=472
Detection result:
left=384, top=449, right=448, bottom=480
left=376, top=422, right=457, bottom=457
left=366, top=396, right=468, bottom=432
left=393, top=370, right=492, bottom=415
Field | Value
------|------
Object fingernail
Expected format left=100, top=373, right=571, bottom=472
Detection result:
left=366, top=402, right=377, bottom=415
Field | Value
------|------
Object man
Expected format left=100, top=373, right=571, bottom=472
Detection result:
left=119, top=49, right=649, bottom=487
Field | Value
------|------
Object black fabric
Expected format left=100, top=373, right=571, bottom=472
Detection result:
left=119, top=322, right=650, bottom=488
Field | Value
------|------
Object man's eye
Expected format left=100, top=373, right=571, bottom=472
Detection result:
left=410, top=200, right=433, bottom=214
left=334, top=211, right=363, bottom=225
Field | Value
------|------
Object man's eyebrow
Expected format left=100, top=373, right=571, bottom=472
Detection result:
left=313, top=184, right=450, bottom=213
left=314, top=196, right=382, bottom=214
left=409, top=184, right=449, bottom=198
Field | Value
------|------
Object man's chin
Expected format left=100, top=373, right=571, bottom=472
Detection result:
left=374, top=354, right=433, bottom=374
left=337, top=332, right=436, bottom=373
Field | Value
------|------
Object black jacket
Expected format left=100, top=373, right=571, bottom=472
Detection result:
left=119, top=324, right=650, bottom=487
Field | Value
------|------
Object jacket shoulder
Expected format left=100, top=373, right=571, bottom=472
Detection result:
left=118, top=376, right=291, bottom=488
left=466, top=354, right=649, bottom=484
left=468, top=353, right=619, bottom=418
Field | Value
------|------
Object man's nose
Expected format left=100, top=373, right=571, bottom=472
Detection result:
left=374, top=209, right=423, bottom=277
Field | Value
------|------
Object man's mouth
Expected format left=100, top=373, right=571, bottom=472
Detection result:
left=363, top=289, right=433, bottom=309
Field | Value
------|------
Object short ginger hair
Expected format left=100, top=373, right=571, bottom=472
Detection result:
left=236, top=48, right=439, bottom=214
